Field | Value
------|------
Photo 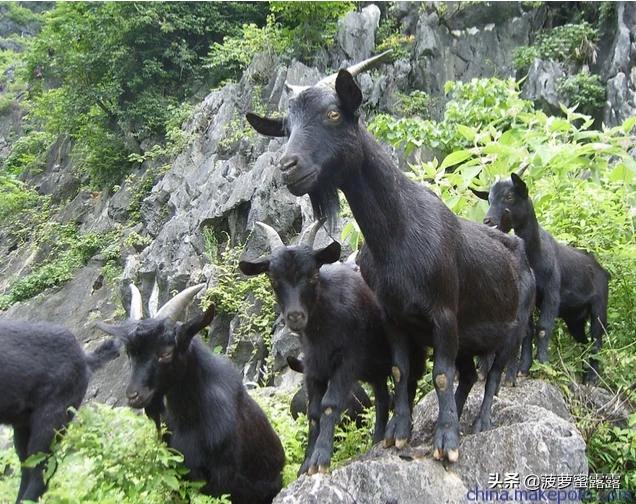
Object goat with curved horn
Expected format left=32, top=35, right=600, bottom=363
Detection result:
left=155, top=283, right=206, bottom=322
left=255, top=221, right=285, bottom=251
left=516, top=164, right=529, bottom=177
left=129, top=283, right=143, bottom=321
left=318, top=49, right=393, bottom=87
left=299, top=219, right=325, bottom=248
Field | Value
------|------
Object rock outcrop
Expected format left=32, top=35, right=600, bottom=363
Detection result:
left=275, top=379, right=588, bottom=504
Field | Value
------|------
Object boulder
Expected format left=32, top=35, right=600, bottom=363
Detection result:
left=336, top=5, right=381, bottom=62
left=521, top=59, right=566, bottom=114
left=275, top=380, right=587, bottom=504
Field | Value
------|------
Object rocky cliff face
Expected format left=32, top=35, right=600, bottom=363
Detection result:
left=0, top=2, right=633, bottom=404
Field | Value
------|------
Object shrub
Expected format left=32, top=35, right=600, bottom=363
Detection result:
left=513, top=22, right=599, bottom=72
left=557, top=72, right=606, bottom=114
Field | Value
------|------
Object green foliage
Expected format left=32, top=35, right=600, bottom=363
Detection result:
left=0, top=224, right=115, bottom=309
left=19, top=2, right=266, bottom=188
left=376, top=33, right=414, bottom=61
left=205, top=2, right=356, bottom=82
left=270, top=1, right=355, bottom=59
left=204, top=15, right=289, bottom=83
left=2, top=2, right=42, bottom=25
left=0, top=174, right=44, bottom=223
left=3, top=130, right=55, bottom=176
left=395, top=90, right=432, bottom=118
left=201, top=243, right=277, bottom=359
left=513, top=22, right=599, bottom=72
left=369, top=78, right=533, bottom=158
left=255, top=390, right=375, bottom=486
left=588, top=414, right=636, bottom=492
left=557, top=72, right=606, bottom=113
left=5, top=404, right=224, bottom=503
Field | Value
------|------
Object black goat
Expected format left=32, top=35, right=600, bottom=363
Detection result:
left=246, top=54, right=535, bottom=462
left=473, top=173, right=610, bottom=382
left=239, top=221, right=394, bottom=475
left=0, top=320, right=120, bottom=503
left=286, top=355, right=372, bottom=426
left=96, top=284, right=284, bottom=504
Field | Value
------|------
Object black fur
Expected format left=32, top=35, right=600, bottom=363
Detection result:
left=478, top=173, right=610, bottom=382
left=246, top=72, right=535, bottom=462
left=97, top=305, right=284, bottom=504
left=286, top=356, right=373, bottom=426
left=240, top=240, right=394, bottom=474
left=0, top=321, right=120, bottom=503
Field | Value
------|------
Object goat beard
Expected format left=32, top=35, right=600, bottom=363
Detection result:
left=309, top=183, right=340, bottom=233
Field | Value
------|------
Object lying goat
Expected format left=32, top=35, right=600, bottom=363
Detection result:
left=473, top=173, right=610, bottom=382
left=0, top=321, right=120, bottom=503
left=97, top=283, right=284, bottom=504
left=240, top=221, right=394, bottom=475
left=286, top=355, right=372, bottom=427
left=246, top=54, right=536, bottom=462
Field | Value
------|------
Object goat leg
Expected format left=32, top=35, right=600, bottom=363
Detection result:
left=298, top=378, right=326, bottom=476
left=431, top=309, right=460, bottom=463
left=306, top=368, right=354, bottom=475
left=372, top=379, right=390, bottom=443
left=383, top=325, right=412, bottom=449
left=536, top=280, right=560, bottom=364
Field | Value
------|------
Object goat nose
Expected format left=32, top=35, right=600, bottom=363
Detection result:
left=279, top=156, right=298, bottom=172
left=127, top=390, right=139, bottom=401
left=483, top=217, right=493, bottom=226
left=287, top=312, right=305, bottom=324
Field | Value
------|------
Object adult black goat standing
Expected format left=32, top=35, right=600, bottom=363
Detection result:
left=96, top=284, right=284, bottom=504
left=472, top=173, right=610, bottom=382
left=240, top=221, right=399, bottom=474
left=0, top=321, right=120, bottom=503
left=245, top=53, right=535, bottom=462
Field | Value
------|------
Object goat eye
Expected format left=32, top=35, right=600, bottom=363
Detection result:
left=326, top=110, right=341, bottom=122
left=505, top=194, right=514, bottom=202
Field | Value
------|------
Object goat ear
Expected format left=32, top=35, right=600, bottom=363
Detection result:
left=246, top=113, right=286, bottom=137
left=175, top=303, right=215, bottom=351
left=469, top=187, right=490, bottom=201
left=314, top=241, right=341, bottom=266
left=510, top=173, right=528, bottom=198
left=335, top=70, right=362, bottom=114
left=95, top=321, right=133, bottom=342
left=239, top=257, right=271, bottom=276
left=286, top=356, right=304, bottom=373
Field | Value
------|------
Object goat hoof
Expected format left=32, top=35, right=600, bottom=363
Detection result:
left=433, top=448, right=442, bottom=460
left=307, top=465, right=318, bottom=476
left=383, top=438, right=395, bottom=448
left=318, top=465, right=330, bottom=474
left=395, top=438, right=408, bottom=449
left=447, top=449, right=459, bottom=463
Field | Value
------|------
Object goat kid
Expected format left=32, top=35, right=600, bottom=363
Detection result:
left=473, top=173, right=610, bottom=382
left=240, top=221, right=393, bottom=475
left=0, top=320, right=120, bottom=503
left=96, top=284, right=284, bottom=504
left=245, top=54, right=535, bottom=463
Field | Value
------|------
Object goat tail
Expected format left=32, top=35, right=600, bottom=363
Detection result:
left=85, top=338, right=122, bottom=372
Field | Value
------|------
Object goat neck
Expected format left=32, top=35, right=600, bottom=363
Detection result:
left=339, top=127, right=418, bottom=259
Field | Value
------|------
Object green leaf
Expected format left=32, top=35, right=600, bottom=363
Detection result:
left=439, top=149, right=472, bottom=170
left=456, top=125, right=476, bottom=142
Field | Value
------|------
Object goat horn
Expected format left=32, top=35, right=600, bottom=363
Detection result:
left=318, top=49, right=394, bottom=87
left=345, top=251, right=358, bottom=264
left=299, top=219, right=325, bottom=248
left=155, top=283, right=206, bottom=322
left=516, top=164, right=529, bottom=177
left=129, top=283, right=143, bottom=321
left=255, top=221, right=285, bottom=251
